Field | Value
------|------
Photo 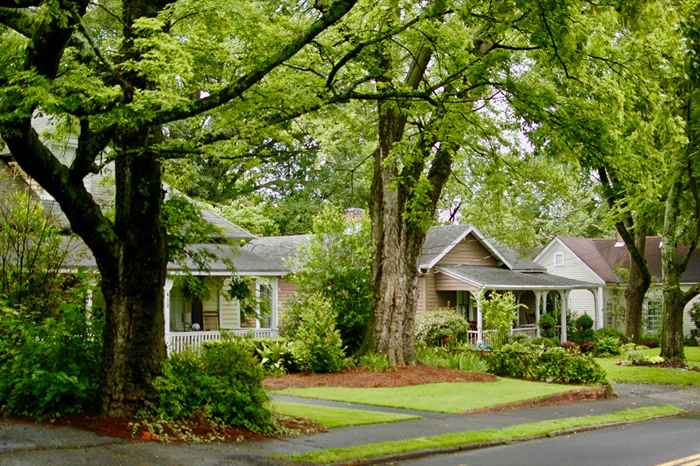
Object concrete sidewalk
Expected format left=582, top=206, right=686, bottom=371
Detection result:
left=1, top=383, right=696, bottom=466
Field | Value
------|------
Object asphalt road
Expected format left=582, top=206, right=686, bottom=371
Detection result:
left=395, top=416, right=700, bottom=466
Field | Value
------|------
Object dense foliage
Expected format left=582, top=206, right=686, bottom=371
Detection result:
left=283, top=293, right=347, bottom=373
left=415, top=308, right=470, bottom=347
left=481, top=292, right=521, bottom=346
left=0, top=303, right=103, bottom=417
left=487, top=342, right=607, bottom=385
left=416, top=344, right=489, bottom=373
left=153, top=338, right=273, bottom=432
left=288, top=206, right=372, bottom=354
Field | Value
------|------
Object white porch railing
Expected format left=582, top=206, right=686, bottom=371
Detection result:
left=467, top=326, right=537, bottom=347
left=167, top=329, right=279, bottom=354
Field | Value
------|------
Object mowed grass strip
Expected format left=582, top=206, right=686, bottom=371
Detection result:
left=286, top=405, right=684, bottom=464
left=596, top=358, right=700, bottom=386
left=271, top=401, right=420, bottom=428
left=277, top=378, right=584, bottom=413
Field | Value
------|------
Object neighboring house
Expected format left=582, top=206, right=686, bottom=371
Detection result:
left=535, top=236, right=700, bottom=337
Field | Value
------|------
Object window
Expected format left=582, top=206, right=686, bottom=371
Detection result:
left=644, top=299, right=662, bottom=334
left=257, top=281, right=273, bottom=328
left=554, top=252, right=564, bottom=267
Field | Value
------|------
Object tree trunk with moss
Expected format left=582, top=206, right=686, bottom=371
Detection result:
left=625, top=225, right=650, bottom=342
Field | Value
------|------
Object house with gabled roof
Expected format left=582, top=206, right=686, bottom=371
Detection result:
left=535, top=236, right=700, bottom=337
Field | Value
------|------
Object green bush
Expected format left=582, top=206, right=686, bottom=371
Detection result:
left=481, top=292, right=521, bottom=348
left=289, top=294, right=347, bottom=373
left=530, top=337, right=559, bottom=347
left=0, top=303, right=103, bottom=418
left=252, top=338, right=297, bottom=375
left=639, top=334, right=659, bottom=348
left=486, top=342, right=539, bottom=379
left=594, top=327, right=628, bottom=344
left=415, top=308, right=470, bottom=346
left=594, top=336, right=621, bottom=356
left=572, top=314, right=594, bottom=342
left=153, top=337, right=273, bottom=432
left=487, top=342, right=607, bottom=385
left=357, top=352, right=391, bottom=372
left=539, top=313, right=557, bottom=338
left=416, top=344, right=488, bottom=373
left=288, top=206, right=372, bottom=354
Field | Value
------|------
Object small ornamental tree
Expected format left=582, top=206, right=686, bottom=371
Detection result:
left=481, top=292, right=521, bottom=346
left=289, top=205, right=372, bottom=354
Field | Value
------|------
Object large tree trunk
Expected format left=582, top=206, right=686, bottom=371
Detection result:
left=659, top=281, right=686, bottom=363
left=100, top=134, right=167, bottom=415
left=625, top=226, right=650, bottom=342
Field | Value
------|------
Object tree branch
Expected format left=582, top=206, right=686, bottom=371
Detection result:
left=142, top=0, right=357, bottom=127
left=0, top=6, right=35, bottom=36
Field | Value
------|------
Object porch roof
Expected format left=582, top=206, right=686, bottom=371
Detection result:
left=437, top=265, right=597, bottom=290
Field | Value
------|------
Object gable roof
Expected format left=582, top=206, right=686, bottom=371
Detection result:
left=545, top=236, right=700, bottom=284
left=241, top=235, right=312, bottom=271
left=419, top=224, right=545, bottom=272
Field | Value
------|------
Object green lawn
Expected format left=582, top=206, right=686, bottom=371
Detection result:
left=271, top=401, right=420, bottom=428
left=596, top=358, right=700, bottom=386
left=636, top=347, right=700, bottom=368
left=286, top=405, right=683, bottom=464
left=276, top=378, right=586, bottom=414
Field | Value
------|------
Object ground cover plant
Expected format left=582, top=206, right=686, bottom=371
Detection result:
left=285, top=405, right=683, bottom=464
left=276, top=378, right=586, bottom=413
left=271, top=401, right=419, bottom=428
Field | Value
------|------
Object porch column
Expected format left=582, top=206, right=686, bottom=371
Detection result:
left=476, top=290, right=483, bottom=345
left=559, top=289, right=570, bottom=343
left=534, top=291, right=541, bottom=337
left=595, top=286, right=605, bottom=329
left=164, top=278, right=174, bottom=354
left=271, top=277, right=279, bottom=331
left=254, top=278, right=261, bottom=329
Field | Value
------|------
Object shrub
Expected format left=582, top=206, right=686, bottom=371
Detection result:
left=481, top=292, right=521, bottom=347
left=417, top=345, right=488, bottom=373
left=415, top=308, right=470, bottom=347
left=535, top=348, right=607, bottom=384
left=561, top=341, right=578, bottom=351
left=486, top=342, right=539, bottom=379
left=573, top=314, right=594, bottom=342
left=539, top=313, right=557, bottom=338
left=0, top=303, right=103, bottom=418
left=684, top=335, right=698, bottom=347
left=153, top=337, right=273, bottom=432
left=624, top=351, right=665, bottom=366
left=252, top=338, right=297, bottom=375
left=289, top=294, right=347, bottom=373
left=510, top=333, right=530, bottom=344
left=579, top=340, right=595, bottom=354
left=487, top=342, right=607, bottom=385
left=594, top=336, right=621, bottom=356
left=594, top=327, right=628, bottom=344
left=357, top=352, right=391, bottom=372
left=639, top=334, right=659, bottom=348
left=530, top=337, right=559, bottom=347
left=288, top=206, right=372, bottom=354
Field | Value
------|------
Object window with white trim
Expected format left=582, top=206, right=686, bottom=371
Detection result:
left=643, top=299, right=662, bottom=334
left=554, top=252, right=564, bottom=267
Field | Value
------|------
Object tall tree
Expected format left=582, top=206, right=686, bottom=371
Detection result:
left=0, top=0, right=357, bottom=415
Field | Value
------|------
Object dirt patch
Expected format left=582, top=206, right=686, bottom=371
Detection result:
left=264, top=365, right=496, bottom=390
left=466, top=385, right=612, bottom=415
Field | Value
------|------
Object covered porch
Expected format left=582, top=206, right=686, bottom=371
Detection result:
left=434, top=265, right=601, bottom=345
left=163, top=274, right=280, bottom=354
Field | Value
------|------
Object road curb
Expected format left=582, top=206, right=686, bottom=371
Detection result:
left=325, top=412, right=683, bottom=466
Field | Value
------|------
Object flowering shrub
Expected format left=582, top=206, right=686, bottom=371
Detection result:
left=415, top=308, right=470, bottom=346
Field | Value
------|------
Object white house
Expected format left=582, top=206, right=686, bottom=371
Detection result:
left=535, top=236, right=700, bottom=336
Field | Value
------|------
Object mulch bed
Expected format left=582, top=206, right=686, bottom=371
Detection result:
left=264, top=365, right=497, bottom=390
left=4, top=413, right=324, bottom=443
left=466, top=385, right=612, bottom=415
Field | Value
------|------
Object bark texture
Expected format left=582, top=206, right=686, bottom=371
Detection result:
left=624, top=225, right=650, bottom=342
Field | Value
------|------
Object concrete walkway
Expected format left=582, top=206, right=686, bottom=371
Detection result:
left=1, top=383, right=697, bottom=466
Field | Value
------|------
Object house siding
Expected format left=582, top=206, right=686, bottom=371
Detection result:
left=278, top=279, right=297, bottom=309
left=536, top=241, right=603, bottom=318
left=423, top=272, right=444, bottom=311
left=219, top=278, right=240, bottom=330
left=438, top=233, right=498, bottom=266
left=202, top=279, right=220, bottom=331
